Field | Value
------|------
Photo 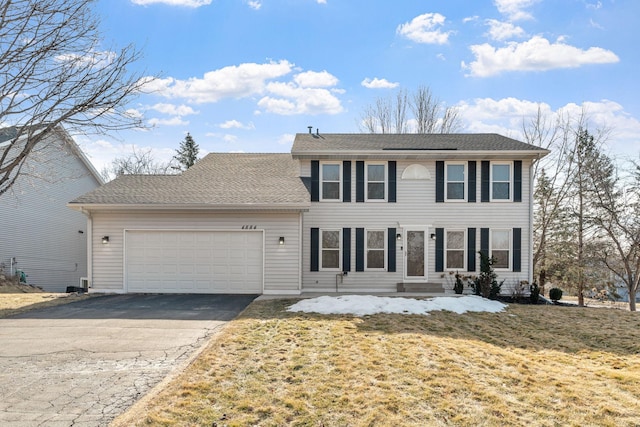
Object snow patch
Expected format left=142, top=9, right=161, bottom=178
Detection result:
left=286, top=295, right=506, bottom=316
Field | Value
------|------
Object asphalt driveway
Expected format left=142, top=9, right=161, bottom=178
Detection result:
left=0, top=294, right=256, bottom=427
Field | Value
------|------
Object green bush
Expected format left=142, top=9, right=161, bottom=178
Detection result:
left=470, top=251, right=502, bottom=300
left=453, top=272, right=464, bottom=294
left=549, top=287, right=563, bottom=303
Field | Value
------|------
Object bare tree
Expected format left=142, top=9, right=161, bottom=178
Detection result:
left=359, top=85, right=461, bottom=133
left=0, top=0, right=148, bottom=196
left=101, top=147, right=176, bottom=181
left=588, top=157, right=640, bottom=311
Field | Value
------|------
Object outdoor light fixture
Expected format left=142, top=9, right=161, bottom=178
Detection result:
left=396, top=233, right=402, bottom=241
left=101, top=236, right=109, bottom=244
left=430, top=233, right=436, bottom=240
left=279, top=236, right=285, bottom=245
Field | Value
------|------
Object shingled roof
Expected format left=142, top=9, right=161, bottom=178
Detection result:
left=291, top=133, right=549, bottom=159
left=69, top=153, right=310, bottom=210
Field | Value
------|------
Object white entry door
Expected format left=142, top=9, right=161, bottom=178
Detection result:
left=125, top=230, right=263, bottom=294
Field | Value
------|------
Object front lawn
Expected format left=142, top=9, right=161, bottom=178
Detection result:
left=117, top=298, right=640, bottom=427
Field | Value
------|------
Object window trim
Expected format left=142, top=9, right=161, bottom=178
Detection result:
left=320, top=229, right=342, bottom=271
left=319, top=161, right=342, bottom=202
left=490, top=161, right=512, bottom=202
left=490, top=229, right=511, bottom=270
left=445, top=229, right=466, bottom=271
left=365, top=228, right=387, bottom=271
left=445, top=162, right=466, bottom=202
left=365, top=161, right=387, bottom=202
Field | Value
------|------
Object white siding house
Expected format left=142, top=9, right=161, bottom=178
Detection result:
left=70, top=133, right=548, bottom=295
left=0, top=126, right=103, bottom=292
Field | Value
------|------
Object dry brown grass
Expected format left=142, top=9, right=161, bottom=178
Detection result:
left=0, top=292, right=92, bottom=318
left=122, top=299, right=640, bottom=427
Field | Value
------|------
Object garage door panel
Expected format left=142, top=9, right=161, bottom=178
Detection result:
left=126, top=230, right=263, bottom=294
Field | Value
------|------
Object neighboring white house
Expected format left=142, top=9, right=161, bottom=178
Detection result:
left=69, top=132, right=549, bottom=295
left=0, top=126, right=103, bottom=292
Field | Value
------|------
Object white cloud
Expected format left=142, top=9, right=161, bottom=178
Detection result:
left=218, top=120, right=254, bottom=129
left=457, top=97, right=640, bottom=158
left=223, top=134, right=238, bottom=143
left=148, top=116, right=188, bottom=127
left=78, top=139, right=176, bottom=174
left=131, top=0, right=211, bottom=6
left=247, top=1, right=261, bottom=10
left=397, top=13, right=451, bottom=45
left=150, top=103, right=197, bottom=116
left=463, top=36, right=619, bottom=77
left=317, top=0, right=326, bottom=3
left=361, top=77, right=399, bottom=89
left=149, top=60, right=294, bottom=103
left=494, top=0, right=540, bottom=21
left=258, top=81, right=343, bottom=115
left=485, top=19, right=525, bottom=41
left=463, top=16, right=479, bottom=23
left=277, top=133, right=295, bottom=145
left=293, top=70, right=339, bottom=88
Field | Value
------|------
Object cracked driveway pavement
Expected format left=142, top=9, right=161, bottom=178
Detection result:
left=0, top=294, right=256, bottom=427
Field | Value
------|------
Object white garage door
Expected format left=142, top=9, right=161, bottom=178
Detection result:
left=125, top=230, right=263, bottom=294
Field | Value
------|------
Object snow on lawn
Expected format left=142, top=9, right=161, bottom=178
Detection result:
left=286, top=295, right=506, bottom=316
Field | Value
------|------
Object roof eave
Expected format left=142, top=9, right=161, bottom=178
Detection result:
left=291, top=149, right=550, bottom=160
left=68, top=202, right=310, bottom=212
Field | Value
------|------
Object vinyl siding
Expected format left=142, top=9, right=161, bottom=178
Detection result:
left=0, top=138, right=100, bottom=292
left=90, top=211, right=301, bottom=294
left=300, top=159, right=533, bottom=293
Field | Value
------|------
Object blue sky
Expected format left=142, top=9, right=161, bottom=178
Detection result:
left=81, top=0, right=639, bottom=172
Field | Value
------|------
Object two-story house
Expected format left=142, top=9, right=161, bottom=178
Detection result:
left=69, top=132, right=548, bottom=295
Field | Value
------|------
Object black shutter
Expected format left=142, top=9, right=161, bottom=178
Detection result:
left=387, top=228, right=396, bottom=272
left=436, top=161, right=444, bottom=203
left=311, top=161, right=319, bottom=202
left=310, top=228, right=319, bottom=271
left=435, top=228, right=444, bottom=272
left=468, top=161, right=477, bottom=203
left=467, top=228, right=476, bottom=271
left=514, top=160, right=522, bottom=202
left=342, top=161, right=351, bottom=203
left=356, top=161, right=365, bottom=203
left=388, top=161, right=397, bottom=203
left=342, top=228, right=351, bottom=272
left=480, top=228, right=489, bottom=258
left=481, top=161, right=490, bottom=202
left=355, top=228, right=364, bottom=271
left=513, top=228, right=522, bottom=272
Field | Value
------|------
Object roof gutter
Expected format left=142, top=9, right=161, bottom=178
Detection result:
left=291, top=149, right=551, bottom=160
left=67, top=202, right=311, bottom=212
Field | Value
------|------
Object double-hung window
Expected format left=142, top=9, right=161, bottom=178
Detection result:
left=445, top=230, right=465, bottom=270
left=366, top=163, right=386, bottom=201
left=491, top=163, right=511, bottom=201
left=446, top=163, right=465, bottom=201
left=321, top=229, right=341, bottom=270
left=491, top=229, right=511, bottom=269
left=366, top=229, right=386, bottom=270
left=320, top=162, right=341, bottom=201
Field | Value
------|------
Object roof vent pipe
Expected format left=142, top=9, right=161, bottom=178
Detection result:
left=308, top=126, right=313, bottom=134
left=316, top=128, right=319, bottom=136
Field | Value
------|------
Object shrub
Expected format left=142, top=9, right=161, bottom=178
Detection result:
left=453, top=272, right=464, bottom=294
left=470, top=251, right=502, bottom=300
left=529, top=282, right=540, bottom=304
left=549, top=287, right=563, bottom=303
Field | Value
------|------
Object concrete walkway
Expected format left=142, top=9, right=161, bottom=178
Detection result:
left=0, top=294, right=256, bottom=427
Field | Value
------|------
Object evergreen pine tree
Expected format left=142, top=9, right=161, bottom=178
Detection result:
left=174, top=133, right=200, bottom=170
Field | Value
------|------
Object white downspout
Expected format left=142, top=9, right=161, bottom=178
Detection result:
left=298, top=212, right=303, bottom=293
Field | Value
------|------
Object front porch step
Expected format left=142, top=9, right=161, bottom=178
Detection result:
left=397, top=282, right=445, bottom=293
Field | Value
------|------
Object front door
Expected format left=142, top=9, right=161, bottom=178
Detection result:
left=404, top=229, right=427, bottom=280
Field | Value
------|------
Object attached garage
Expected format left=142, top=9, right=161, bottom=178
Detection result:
left=125, top=230, right=263, bottom=294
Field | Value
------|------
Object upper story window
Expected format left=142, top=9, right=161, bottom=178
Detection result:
left=321, top=229, right=341, bottom=270
left=491, top=229, right=511, bottom=269
left=445, top=230, right=465, bottom=270
left=491, top=163, right=511, bottom=201
left=446, top=163, right=465, bottom=201
left=366, top=229, right=386, bottom=270
left=366, top=163, right=386, bottom=201
left=321, top=162, right=341, bottom=201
